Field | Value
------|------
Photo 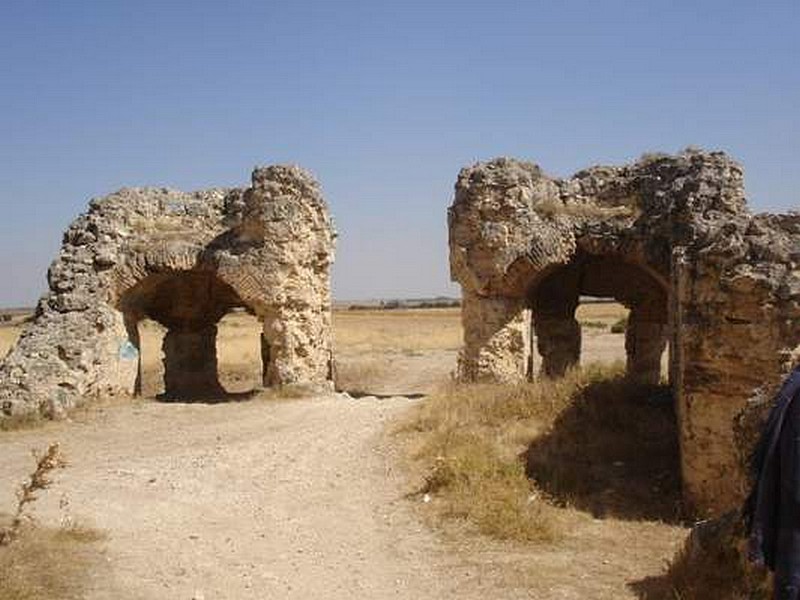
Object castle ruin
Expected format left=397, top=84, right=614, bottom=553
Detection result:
left=0, top=164, right=335, bottom=417
left=448, top=149, right=800, bottom=515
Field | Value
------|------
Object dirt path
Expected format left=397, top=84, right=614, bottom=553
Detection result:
left=0, top=392, right=687, bottom=600
left=1, top=307, right=687, bottom=599
left=1, top=395, right=544, bottom=600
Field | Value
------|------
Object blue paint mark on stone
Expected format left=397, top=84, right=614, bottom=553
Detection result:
left=119, top=340, right=139, bottom=361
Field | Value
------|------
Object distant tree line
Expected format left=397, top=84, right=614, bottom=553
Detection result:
left=345, top=298, right=461, bottom=311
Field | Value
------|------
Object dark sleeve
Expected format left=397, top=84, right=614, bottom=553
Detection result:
left=783, top=392, right=800, bottom=505
left=780, top=369, right=800, bottom=403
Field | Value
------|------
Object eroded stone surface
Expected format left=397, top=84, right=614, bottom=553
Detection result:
left=0, top=165, right=335, bottom=417
left=448, top=149, right=800, bottom=515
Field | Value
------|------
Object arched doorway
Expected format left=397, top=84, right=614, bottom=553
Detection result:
left=528, top=252, right=670, bottom=385
left=525, top=253, right=680, bottom=519
left=216, top=309, right=263, bottom=394
left=119, top=269, right=268, bottom=400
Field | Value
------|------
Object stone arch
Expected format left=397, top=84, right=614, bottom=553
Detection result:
left=527, top=252, right=670, bottom=384
left=0, top=164, right=335, bottom=418
left=448, top=151, right=800, bottom=515
left=118, top=268, right=267, bottom=399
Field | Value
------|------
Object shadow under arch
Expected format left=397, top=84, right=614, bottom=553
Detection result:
left=525, top=375, right=686, bottom=524
left=118, top=267, right=268, bottom=402
left=526, top=251, right=671, bottom=386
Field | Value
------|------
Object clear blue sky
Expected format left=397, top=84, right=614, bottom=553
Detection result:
left=1, top=0, right=797, bottom=306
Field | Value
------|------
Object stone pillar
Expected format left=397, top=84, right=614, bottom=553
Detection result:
left=162, top=324, right=224, bottom=398
left=529, top=263, right=581, bottom=378
left=534, top=315, right=581, bottom=377
left=674, top=260, right=792, bottom=516
left=256, top=304, right=334, bottom=391
left=625, top=312, right=668, bottom=384
left=123, top=312, right=142, bottom=396
left=260, top=331, right=271, bottom=388
left=457, top=290, right=529, bottom=382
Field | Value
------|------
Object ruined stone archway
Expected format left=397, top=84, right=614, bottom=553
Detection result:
left=119, top=269, right=270, bottom=399
left=448, top=150, right=800, bottom=516
left=528, top=253, right=669, bottom=384
left=0, top=164, right=336, bottom=416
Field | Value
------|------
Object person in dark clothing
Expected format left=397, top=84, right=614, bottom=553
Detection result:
left=744, top=361, right=800, bottom=599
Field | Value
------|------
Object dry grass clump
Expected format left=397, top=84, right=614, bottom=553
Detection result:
left=0, top=444, right=65, bottom=546
left=334, top=359, right=391, bottom=394
left=635, top=513, right=770, bottom=599
left=657, top=544, right=756, bottom=600
left=0, top=526, right=103, bottom=600
left=0, top=412, right=43, bottom=433
left=0, top=443, right=106, bottom=600
left=401, top=367, right=617, bottom=542
left=534, top=197, right=637, bottom=220
left=401, top=363, right=683, bottom=544
left=417, top=434, right=563, bottom=542
left=526, top=374, right=682, bottom=523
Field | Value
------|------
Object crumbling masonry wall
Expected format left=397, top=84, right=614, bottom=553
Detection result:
left=448, top=150, right=800, bottom=515
left=0, top=164, right=335, bottom=417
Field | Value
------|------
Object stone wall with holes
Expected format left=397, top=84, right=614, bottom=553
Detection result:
left=448, top=149, right=800, bottom=515
left=0, top=164, right=336, bottom=418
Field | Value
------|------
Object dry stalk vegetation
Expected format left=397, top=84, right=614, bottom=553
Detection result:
left=398, top=363, right=683, bottom=544
left=0, top=443, right=106, bottom=600
left=0, top=302, right=698, bottom=598
left=0, top=444, right=66, bottom=546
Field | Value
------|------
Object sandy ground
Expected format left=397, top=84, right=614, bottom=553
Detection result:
left=0, top=306, right=686, bottom=599
left=2, top=396, right=523, bottom=599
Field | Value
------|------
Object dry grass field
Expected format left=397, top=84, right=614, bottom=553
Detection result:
left=0, top=302, right=694, bottom=599
left=0, top=322, right=24, bottom=360
left=401, top=365, right=682, bottom=536
left=333, top=307, right=463, bottom=396
left=333, top=307, right=463, bottom=352
left=1, top=304, right=631, bottom=393
left=397, top=365, right=688, bottom=597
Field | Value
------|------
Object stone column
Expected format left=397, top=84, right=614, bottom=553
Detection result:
left=625, top=310, right=668, bottom=385
left=260, top=331, right=271, bottom=388
left=162, top=324, right=224, bottom=398
left=529, top=263, right=581, bottom=378
left=534, top=315, right=581, bottom=377
left=123, top=312, right=142, bottom=396
left=457, top=290, right=529, bottom=382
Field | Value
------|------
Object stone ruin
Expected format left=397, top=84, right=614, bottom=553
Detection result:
left=448, top=149, right=800, bottom=516
left=0, top=164, right=335, bottom=418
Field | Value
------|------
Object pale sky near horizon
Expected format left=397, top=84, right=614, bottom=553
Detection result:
left=1, top=0, right=798, bottom=307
